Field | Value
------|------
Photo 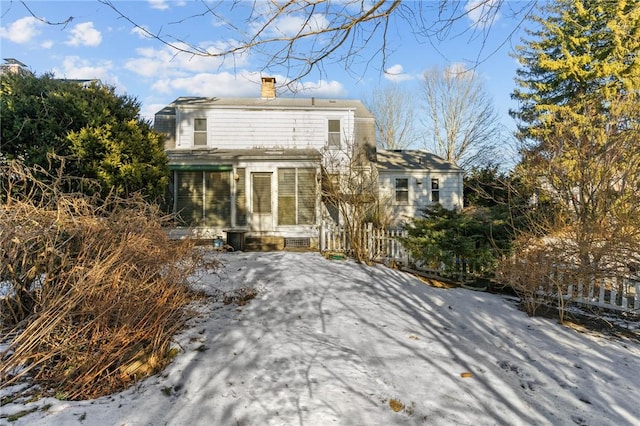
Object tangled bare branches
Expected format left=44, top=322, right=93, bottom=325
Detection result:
left=0, top=161, right=214, bottom=400
left=94, top=0, right=536, bottom=87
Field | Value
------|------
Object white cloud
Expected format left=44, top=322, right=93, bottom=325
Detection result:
left=444, top=62, right=476, bottom=80
left=41, top=40, right=54, bottom=49
left=124, top=42, right=249, bottom=78
left=248, top=11, right=329, bottom=38
left=148, top=0, right=170, bottom=10
left=150, top=70, right=346, bottom=101
left=152, top=71, right=262, bottom=97
left=290, top=79, right=346, bottom=98
left=66, top=22, right=102, bottom=47
left=0, top=16, right=42, bottom=44
left=53, top=56, right=124, bottom=91
left=141, top=102, right=169, bottom=121
left=147, top=0, right=187, bottom=10
left=383, top=64, right=413, bottom=83
left=465, top=0, right=501, bottom=29
left=131, top=26, right=153, bottom=39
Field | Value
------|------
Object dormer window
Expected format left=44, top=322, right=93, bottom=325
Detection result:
left=194, top=118, right=207, bottom=146
left=328, top=119, right=341, bottom=148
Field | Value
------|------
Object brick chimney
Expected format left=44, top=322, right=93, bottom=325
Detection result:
left=261, top=77, right=276, bottom=98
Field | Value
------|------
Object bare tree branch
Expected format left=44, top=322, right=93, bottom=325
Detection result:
left=420, top=64, right=504, bottom=169
left=91, top=0, right=535, bottom=88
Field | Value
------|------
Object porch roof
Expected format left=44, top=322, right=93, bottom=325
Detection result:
left=167, top=148, right=322, bottom=169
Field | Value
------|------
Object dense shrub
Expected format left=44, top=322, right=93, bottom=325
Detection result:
left=0, top=161, right=215, bottom=400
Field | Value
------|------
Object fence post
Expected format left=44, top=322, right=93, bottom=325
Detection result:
left=598, top=278, right=606, bottom=305
left=588, top=276, right=595, bottom=301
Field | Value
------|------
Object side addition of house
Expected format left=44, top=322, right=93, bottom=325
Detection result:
left=154, top=77, right=375, bottom=249
left=376, top=149, right=463, bottom=226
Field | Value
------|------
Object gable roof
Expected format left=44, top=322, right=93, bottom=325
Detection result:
left=155, top=96, right=374, bottom=119
left=376, top=149, right=461, bottom=172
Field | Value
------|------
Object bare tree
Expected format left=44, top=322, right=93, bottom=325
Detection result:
left=321, top=132, right=380, bottom=264
left=420, top=64, right=503, bottom=169
left=363, top=85, right=418, bottom=150
left=6, top=0, right=538, bottom=89
left=86, top=0, right=535, bottom=88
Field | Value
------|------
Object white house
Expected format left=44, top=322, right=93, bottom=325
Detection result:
left=154, top=78, right=464, bottom=249
left=376, top=149, right=464, bottom=226
left=154, top=77, right=375, bottom=249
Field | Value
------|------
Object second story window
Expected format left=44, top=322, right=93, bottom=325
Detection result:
left=194, top=118, right=207, bottom=147
left=431, top=178, right=440, bottom=203
left=395, top=178, right=409, bottom=203
left=328, top=119, right=341, bottom=148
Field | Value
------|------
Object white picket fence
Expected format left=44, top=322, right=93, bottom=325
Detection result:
left=318, top=222, right=639, bottom=314
left=319, top=222, right=408, bottom=264
left=546, top=270, right=640, bottom=314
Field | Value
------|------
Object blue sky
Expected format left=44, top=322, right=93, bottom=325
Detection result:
left=0, top=1, right=537, bottom=145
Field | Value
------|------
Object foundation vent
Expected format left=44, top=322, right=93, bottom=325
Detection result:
left=285, top=237, right=310, bottom=248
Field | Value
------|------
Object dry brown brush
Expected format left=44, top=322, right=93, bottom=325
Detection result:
left=0, top=161, right=213, bottom=400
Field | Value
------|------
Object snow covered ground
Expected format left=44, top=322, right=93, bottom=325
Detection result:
left=1, top=250, right=639, bottom=426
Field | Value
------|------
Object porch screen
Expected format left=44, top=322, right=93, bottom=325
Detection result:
left=175, top=171, right=231, bottom=226
left=278, top=168, right=316, bottom=225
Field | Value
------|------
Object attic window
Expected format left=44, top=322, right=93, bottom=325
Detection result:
left=327, top=119, right=341, bottom=148
left=194, top=118, right=207, bottom=147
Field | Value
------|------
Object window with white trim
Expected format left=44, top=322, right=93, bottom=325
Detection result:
left=431, top=178, right=440, bottom=203
left=328, top=119, right=341, bottom=148
left=395, top=178, right=409, bottom=203
left=278, top=168, right=316, bottom=225
left=194, top=118, right=207, bottom=146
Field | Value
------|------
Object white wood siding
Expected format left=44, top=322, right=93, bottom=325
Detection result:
left=176, top=108, right=355, bottom=150
left=379, top=171, right=463, bottom=225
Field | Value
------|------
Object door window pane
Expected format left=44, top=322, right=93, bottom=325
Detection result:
left=252, top=173, right=272, bottom=213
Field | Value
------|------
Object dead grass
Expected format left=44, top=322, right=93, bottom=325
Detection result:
left=0, top=161, right=216, bottom=400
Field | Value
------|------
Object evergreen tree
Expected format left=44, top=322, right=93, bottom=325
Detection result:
left=1, top=72, right=168, bottom=200
left=510, top=0, right=640, bottom=274
left=512, top=0, right=640, bottom=143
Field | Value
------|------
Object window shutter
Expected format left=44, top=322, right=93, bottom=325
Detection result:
left=236, top=168, right=247, bottom=226
left=278, top=169, right=296, bottom=225
left=176, top=171, right=203, bottom=225
left=297, top=168, right=316, bottom=224
left=205, top=172, right=231, bottom=226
